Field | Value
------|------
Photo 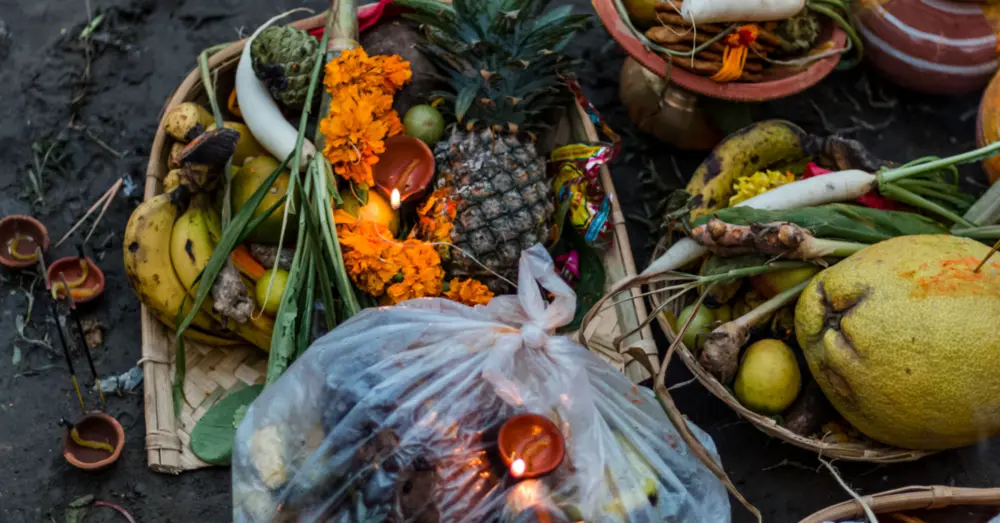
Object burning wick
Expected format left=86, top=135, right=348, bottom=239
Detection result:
left=510, top=458, right=527, bottom=478
left=390, top=188, right=401, bottom=210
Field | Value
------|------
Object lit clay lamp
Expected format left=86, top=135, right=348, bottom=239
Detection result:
left=372, top=135, right=435, bottom=210
left=499, top=413, right=566, bottom=480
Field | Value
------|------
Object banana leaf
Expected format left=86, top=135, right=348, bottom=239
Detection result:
left=693, top=203, right=949, bottom=244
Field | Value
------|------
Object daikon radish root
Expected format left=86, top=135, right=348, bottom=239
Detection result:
left=641, top=169, right=876, bottom=276
left=681, top=0, right=805, bottom=24
left=236, top=12, right=317, bottom=170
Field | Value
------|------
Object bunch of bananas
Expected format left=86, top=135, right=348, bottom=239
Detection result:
left=124, top=116, right=274, bottom=350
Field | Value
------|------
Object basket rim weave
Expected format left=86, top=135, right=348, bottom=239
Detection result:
left=648, top=236, right=934, bottom=463
left=799, top=485, right=1000, bottom=523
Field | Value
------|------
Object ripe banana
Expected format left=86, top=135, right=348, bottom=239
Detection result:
left=170, top=195, right=274, bottom=351
left=686, top=120, right=809, bottom=220
left=124, top=188, right=231, bottom=337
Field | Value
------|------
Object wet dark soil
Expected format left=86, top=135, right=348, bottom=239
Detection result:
left=1, top=0, right=998, bottom=521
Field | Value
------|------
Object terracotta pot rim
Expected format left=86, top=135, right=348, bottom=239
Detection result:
left=0, top=215, right=50, bottom=269
left=46, top=256, right=107, bottom=304
left=63, top=412, right=126, bottom=471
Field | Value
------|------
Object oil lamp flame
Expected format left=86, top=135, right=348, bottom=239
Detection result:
left=390, top=188, right=401, bottom=210
left=510, top=458, right=527, bottom=478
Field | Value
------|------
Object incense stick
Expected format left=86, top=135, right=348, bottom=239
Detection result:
left=49, top=299, right=86, bottom=415
left=61, top=265, right=105, bottom=407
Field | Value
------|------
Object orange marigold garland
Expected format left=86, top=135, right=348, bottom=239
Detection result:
left=445, top=278, right=494, bottom=306
left=410, top=187, right=457, bottom=259
left=319, top=48, right=411, bottom=186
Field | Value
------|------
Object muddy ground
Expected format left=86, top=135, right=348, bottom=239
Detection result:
left=1, top=0, right=998, bottom=521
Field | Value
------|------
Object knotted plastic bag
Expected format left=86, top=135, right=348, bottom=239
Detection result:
left=232, top=245, right=731, bottom=522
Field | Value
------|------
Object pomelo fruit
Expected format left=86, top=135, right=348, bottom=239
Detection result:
left=795, top=235, right=1000, bottom=450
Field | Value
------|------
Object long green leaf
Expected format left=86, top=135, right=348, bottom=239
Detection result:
left=296, top=251, right=317, bottom=359
left=454, top=83, right=478, bottom=123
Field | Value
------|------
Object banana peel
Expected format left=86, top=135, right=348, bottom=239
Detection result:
left=686, top=120, right=809, bottom=220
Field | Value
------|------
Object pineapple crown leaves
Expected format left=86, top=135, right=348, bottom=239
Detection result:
left=396, top=0, right=591, bottom=132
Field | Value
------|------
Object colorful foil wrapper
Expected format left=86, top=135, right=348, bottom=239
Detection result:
left=550, top=78, right=621, bottom=244
left=555, top=251, right=580, bottom=287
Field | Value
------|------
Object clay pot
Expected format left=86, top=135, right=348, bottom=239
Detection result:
left=62, top=412, right=125, bottom=471
left=619, top=57, right=723, bottom=150
left=592, top=0, right=847, bottom=101
left=0, top=215, right=49, bottom=269
left=47, top=256, right=106, bottom=304
left=977, top=71, right=1000, bottom=184
left=372, top=135, right=435, bottom=203
left=855, top=0, right=998, bottom=95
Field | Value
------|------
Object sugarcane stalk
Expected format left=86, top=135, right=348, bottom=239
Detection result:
left=314, top=0, right=360, bottom=153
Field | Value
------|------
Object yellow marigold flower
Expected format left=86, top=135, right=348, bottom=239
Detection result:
left=445, top=278, right=494, bottom=306
left=728, top=170, right=796, bottom=207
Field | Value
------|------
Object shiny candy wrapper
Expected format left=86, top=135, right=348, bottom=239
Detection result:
left=548, top=78, right=621, bottom=244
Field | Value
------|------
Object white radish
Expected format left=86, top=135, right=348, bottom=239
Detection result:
left=680, top=0, right=805, bottom=24
left=236, top=11, right=317, bottom=170
left=641, top=169, right=876, bottom=276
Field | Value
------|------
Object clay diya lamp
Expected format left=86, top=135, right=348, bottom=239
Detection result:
left=62, top=412, right=125, bottom=471
left=372, top=135, right=435, bottom=208
left=0, top=215, right=49, bottom=269
left=47, top=256, right=106, bottom=304
left=498, top=413, right=566, bottom=480
left=855, top=0, right=998, bottom=95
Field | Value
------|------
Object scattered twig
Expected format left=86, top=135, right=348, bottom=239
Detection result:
left=840, top=87, right=863, bottom=114
left=25, top=138, right=66, bottom=206
left=762, top=458, right=819, bottom=473
left=819, top=457, right=879, bottom=523
left=959, top=107, right=979, bottom=123
left=71, top=123, right=126, bottom=159
left=856, top=74, right=897, bottom=110
left=56, top=178, right=122, bottom=248
left=848, top=115, right=896, bottom=133
left=667, top=376, right=696, bottom=391
left=669, top=155, right=686, bottom=187
left=83, top=177, right=124, bottom=245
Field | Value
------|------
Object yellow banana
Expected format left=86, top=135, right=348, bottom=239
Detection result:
left=686, top=120, right=809, bottom=220
left=123, top=188, right=230, bottom=337
left=170, top=195, right=274, bottom=352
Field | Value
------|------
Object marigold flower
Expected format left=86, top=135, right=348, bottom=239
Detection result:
left=445, top=278, right=494, bottom=306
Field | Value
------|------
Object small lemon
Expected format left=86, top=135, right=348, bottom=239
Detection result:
left=750, top=266, right=820, bottom=299
left=255, top=268, right=289, bottom=315
left=734, top=339, right=801, bottom=415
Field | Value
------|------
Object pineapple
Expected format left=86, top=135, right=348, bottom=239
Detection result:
left=400, top=0, right=590, bottom=287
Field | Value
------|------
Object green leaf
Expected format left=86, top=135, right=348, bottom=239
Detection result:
left=190, top=385, right=264, bottom=466
left=693, top=203, right=950, bottom=244
left=548, top=194, right=572, bottom=248
left=552, top=227, right=605, bottom=332
left=455, top=83, right=479, bottom=123
left=65, top=495, right=94, bottom=523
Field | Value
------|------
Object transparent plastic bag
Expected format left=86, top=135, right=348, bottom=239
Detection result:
left=232, top=245, right=731, bottom=522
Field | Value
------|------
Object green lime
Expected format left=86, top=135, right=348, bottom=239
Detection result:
left=677, top=304, right=714, bottom=352
left=255, top=268, right=290, bottom=315
left=403, top=104, right=445, bottom=146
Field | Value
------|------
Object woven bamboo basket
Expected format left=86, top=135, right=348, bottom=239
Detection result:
left=800, top=486, right=1000, bottom=523
left=140, top=9, right=655, bottom=474
left=646, top=236, right=934, bottom=463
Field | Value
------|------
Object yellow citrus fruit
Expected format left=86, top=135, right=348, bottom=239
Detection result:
left=339, top=190, right=400, bottom=236
left=734, top=339, right=801, bottom=415
left=255, top=268, right=289, bottom=315
left=232, top=156, right=294, bottom=244
left=207, top=122, right=265, bottom=168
